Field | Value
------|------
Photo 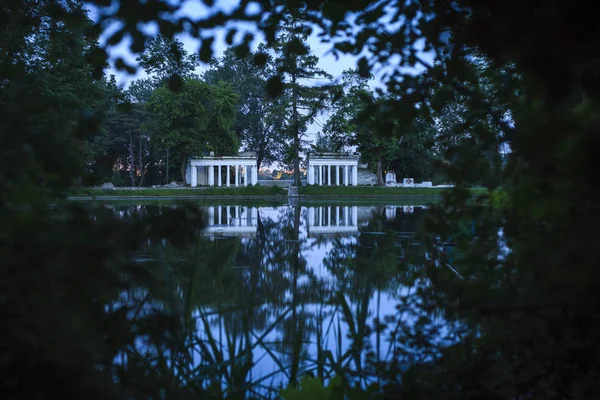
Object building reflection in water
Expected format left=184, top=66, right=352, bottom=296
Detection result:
left=202, top=205, right=259, bottom=237
left=306, top=205, right=359, bottom=237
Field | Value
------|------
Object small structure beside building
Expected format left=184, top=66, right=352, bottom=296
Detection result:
left=385, top=172, right=397, bottom=186
left=306, top=152, right=360, bottom=186
left=186, top=152, right=258, bottom=187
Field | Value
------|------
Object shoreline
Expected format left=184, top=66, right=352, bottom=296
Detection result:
left=66, top=186, right=486, bottom=203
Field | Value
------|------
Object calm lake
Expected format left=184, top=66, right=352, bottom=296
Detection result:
left=105, top=201, right=453, bottom=397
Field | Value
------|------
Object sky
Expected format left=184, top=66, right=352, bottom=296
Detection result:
left=91, top=0, right=431, bottom=153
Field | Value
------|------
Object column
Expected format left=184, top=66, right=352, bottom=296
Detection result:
left=235, top=165, right=240, bottom=187
left=307, top=165, right=314, bottom=184
left=208, top=165, right=214, bottom=186
left=191, top=165, right=197, bottom=187
left=327, top=165, right=332, bottom=186
left=218, top=206, right=222, bottom=225
left=251, top=207, right=258, bottom=225
left=217, top=165, right=222, bottom=187
left=208, top=206, right=215, bottom=225
left=252, top=165, right=258, bottom=185
left=336, top=165, right=340, bottom=186
left=352, top=206, right=358, bottom=226
left=226, top=165, right=230, bottom=187
left=344, top=206, right=349, bottom=226
left=226, top=206, right=231, bottom=225
left=344, top=165, right=349, bottom=186
left=328, top=206, right=332, bottom=226
left=244, top=166, right=249, bottom=186
left=352, top=165, right=358, bottom=186
left=319, top=165, right=323, bottom=186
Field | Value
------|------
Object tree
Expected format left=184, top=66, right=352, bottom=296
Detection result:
left=322, top=70, right=369, bottom=152
left=389, top=116, right=441, bottom=183
left=269, top=10, right=333, bottom=185
left=136, top=36, right=198, bottom=88
left=204, top=46, right=286, bottom=170
left=146, top=79, right=238, bottom=182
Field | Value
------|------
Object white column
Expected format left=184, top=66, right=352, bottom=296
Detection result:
left=226, top=206, right=231, bottom=225
left=336, top=165, right=340, bottom=186
left=344, top=165, right=349, bottom=186
left=327, top=165, right=331, bottom=186
left=226, top=165, right=230, bottom=187
left=252, top=165, right=258, bottom=185
left=319, top=165, right=323, bottom=186
left=208, top=206, right=214, bottom=225
left=307, top=165, right=313, bottom=184
left=244, top=166, right=249, bottom=186
left=218, top=206, right=222, bottom=225
left=352, top=206, right=358, bottom=226
left=217, top=165, right=222, bottom=187
left=352, top=165, right=358, bottom=186
left=344, top=206, right=349, bottom=226
left=208, top=165, right=214, bottom=186
left=328, top=206, right=332, bottom=226
left=191, top=165, right=197, bottom=187
left=235, top=165, right=240, bottom=187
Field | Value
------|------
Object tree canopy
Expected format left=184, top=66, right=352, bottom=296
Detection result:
left=3, top=0, right=600, bottom=398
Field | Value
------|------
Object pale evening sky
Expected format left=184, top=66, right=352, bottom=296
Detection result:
left=91, top=0, right=432, bottom=153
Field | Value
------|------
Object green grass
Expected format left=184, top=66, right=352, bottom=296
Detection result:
left=68, top=185, right=287, bottom=198
left=299, top=185, right=488, bottom=197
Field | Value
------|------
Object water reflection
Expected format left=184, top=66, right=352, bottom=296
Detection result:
left=204, top=205, right=259, bottom=237
left=108, top=202, right=442, bottom=398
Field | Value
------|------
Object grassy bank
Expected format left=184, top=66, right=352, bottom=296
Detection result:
left=68, top=186, right=287, bottom=198
left=299, top=185, right=487, bottom=196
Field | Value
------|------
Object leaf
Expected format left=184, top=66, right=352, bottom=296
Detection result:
left=234, top=42, right=250, bottom=59
left=253, top=52, right=268, bottom=66
left=266, top=75, right=284, bottom=98
left=199, top=37, right=214, bottom=62
left=357, top=56, right=370, bottom=78
left=167, top=74, right=184, bottom=92
left=225, top=29, right=236, bottom=45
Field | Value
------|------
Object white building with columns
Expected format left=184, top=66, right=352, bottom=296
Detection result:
left=185, top=152, right=258, bottom=187
left=307, top=205, right=359, bottom=237
left=306, top=152, right=360, bottom=186
left=202, top=205, right=258, bottom=237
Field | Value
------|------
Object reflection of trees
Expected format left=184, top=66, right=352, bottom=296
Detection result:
left=99, top=203, right=444, bottom=397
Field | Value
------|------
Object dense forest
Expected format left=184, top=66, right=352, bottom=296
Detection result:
left=2, top=0, right=599, bottom=399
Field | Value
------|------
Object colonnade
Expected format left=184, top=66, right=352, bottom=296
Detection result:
left=206, top=206, right=258, bottom=227
left=188, top=162, right=258, bottom=187
left=307, top=206, right=359, bottom=235
left=203, top=206, right=259, bottom=237
left=306, top=164, right=358, bottom=186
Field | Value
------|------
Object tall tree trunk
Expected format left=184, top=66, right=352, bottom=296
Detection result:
left=292, top=72, right=301, bottom=186
left=377, top=154, right=384, bottom=186
left=180, top=154, right=187, bottom=183
left=138, top=135, right=145, bottom=187
left=128, top=127, right=135, bottom=186
left=257, top=154, right=263, bottom=174
left=166, top=148, right=170, bottom=184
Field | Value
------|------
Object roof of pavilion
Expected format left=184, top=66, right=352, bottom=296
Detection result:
left=188, top=152, right=257, bottom=162
left=307, top=152, right=360, bottom=160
